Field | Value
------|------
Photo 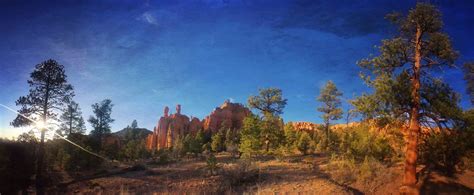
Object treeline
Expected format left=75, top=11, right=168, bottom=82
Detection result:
left=0, top=59, right=152, bottom=194
left=1, top=2, right=474, bottom=195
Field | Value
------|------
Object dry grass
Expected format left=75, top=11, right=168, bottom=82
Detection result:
left=49, top=153, right=474, bottom=194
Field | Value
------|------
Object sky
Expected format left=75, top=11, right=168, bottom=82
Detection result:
left=0, top=0, right=473, bottom=138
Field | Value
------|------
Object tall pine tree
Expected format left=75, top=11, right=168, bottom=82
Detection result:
left=317, top=81, right=343, bottom=150
left=88, top=99, right=114, bottom=149
left=57, top=101, right=86, bottom=136
left=355, top=3, right=458, bottom=193
left=11, top=59, right=74, bottom=194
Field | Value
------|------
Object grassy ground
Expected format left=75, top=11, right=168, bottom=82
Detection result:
left=50, top=153, right=474, bottom=194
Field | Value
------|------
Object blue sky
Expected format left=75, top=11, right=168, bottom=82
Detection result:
left=0, top=0, right=473, bottom=138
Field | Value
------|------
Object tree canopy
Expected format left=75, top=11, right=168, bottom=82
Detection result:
left=248, top=88, right=287, bottom=116
left=88, top=99, right=114, bottom=140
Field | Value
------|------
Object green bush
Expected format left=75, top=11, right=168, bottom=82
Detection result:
left=338, top=125, right=393, bottom=162
left=419, top=131, right=470, bottom=175
left=296, top=131, right=312, bottom=155
left=206, top=153, right=218, bottom=175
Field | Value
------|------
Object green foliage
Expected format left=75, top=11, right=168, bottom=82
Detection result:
left=180, top=134, right=203, bottom=156
left=88, top=99, right=114, bottom=150
left=260, top=113, right=285, bottom=152
left=206, top=153, right=218, bottom=175
left=11, top=59, right=74, bottom=127
left=57, top=101, right=86, bottom=137
left=317, top=81, right=343, bottom=151
left=326, top=155, right=357, bottom=184
left=327, top=154, right=387, bottom=186
left=296, top=131, right=312, bottom=155
left=239, top=114, right=262, bottom=157
left=211, top=131, right=225, bottom=152
left=225, top=129, right=240, bottom=157
left=47, top=133, right=103, bottom=171
left=248, top=88, right=287, bottom=116
left=131, top=119, right=138, bottom=129
left=121, top=140, right=150, bottom=161
left=355, top=2, right=459, bottom=126
left=419, top=131, right=471, bottom=176
left=172, top=135, right=185, bottom=158
left=317, top=81, right=344, bottom=123
left=189, top=135, right=203, bottom=156
left=464, top=62, right=474, bottom=105
left=338, top=124, right=393, bottom=162
left=283, top=122, right=297, bottom=148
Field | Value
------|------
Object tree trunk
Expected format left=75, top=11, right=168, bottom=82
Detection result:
left=325, top=121, right=330, bottom=151
left=401, top=26, right=422, bottom=195
left=35, top=129, right=45, bottom=195
left=36, top=78, right=50, bottom=195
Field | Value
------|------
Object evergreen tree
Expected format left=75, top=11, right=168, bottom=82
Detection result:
left=248, top=88, right=287, bottom=116
left=57, top=101, right=85, bottom=136
left=248, top=88, right=287, bottom=152
left=11, top=59, right=74, bottom=194
left=464, top=62, right=474, bottom=105
left=131, top=119, right=138, bottom=129
left=239, top=114, right=262, bottom=157
left=88, top=99, right=114, bottom=149
left=211, top=131, right=224, bottom=152
left=354, top=3, right=459, bottom=192
left=317, top=81, right=343, bottom=150
left=283, top=122, right=297, bottom=148
left=260, top=113, right=284, bottom=152
left=296, top=131, right=311, bottom=155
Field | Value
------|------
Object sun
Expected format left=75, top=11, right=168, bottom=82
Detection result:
left=35, top=120, right=46, bottom=129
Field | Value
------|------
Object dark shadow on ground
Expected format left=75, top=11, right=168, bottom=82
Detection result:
left=420, top=171, right=474, bottom=195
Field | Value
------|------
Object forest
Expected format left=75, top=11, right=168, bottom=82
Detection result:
left=0, top=2, right=473, bottom=195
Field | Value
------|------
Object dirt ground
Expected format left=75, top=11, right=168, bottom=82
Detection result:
left=50, top=154, right=474, bottom=194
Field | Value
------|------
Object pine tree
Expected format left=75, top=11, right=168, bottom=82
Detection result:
left=284, top=122, right=297, bottom=148
left=317, top=81, right=343, bottom=150
left=355, top=3, right=458, bottom=192
left=248, top=88, right=287, bottom=116
left=464, top=62, right=474, bottom=105
left=88, top=99, right=114, bottom=149
left=131, top=119, right=138, bottom=129
left=239, top=114, right=262, bottom=158
left=296, top=131, right=311, bottom=155
left=11, top=59, right=74, bottom=194
left=57, top=101, right=85, bottom=136
left=211, top=131, right=224, bottom=152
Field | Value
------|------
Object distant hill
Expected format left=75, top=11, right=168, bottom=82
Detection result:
left=113, top=128, right=152, bottom=140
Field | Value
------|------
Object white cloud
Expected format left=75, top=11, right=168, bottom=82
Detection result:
left=138, top=12, right=158, bottom=25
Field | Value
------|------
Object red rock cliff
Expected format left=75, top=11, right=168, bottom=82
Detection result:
left=202, top=100, right=251, bottom=133
left=146, top=101, right=251, bottom=151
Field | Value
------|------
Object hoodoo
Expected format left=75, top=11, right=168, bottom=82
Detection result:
left=146, top=100, right=250, bottom=151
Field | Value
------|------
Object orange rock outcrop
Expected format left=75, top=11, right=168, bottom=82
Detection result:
left=203, top=100, right=251, bottom=133
left=146, top=101, right=250, bottom=151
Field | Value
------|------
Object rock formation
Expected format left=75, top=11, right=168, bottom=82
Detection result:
left=146, top=101, right=250, bottom=151
left=291, top=121, right=320, bottom=132
left=146, top=105, right=192, bottom=150
left=202, top=100, right=251, bottom=133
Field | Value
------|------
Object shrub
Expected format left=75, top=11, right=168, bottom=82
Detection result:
left=211, top=132, right=224, bottom=152
left=419, top=131, right=470, bottom=175
left=326, top=155, right=387, bottom=186
left=222, top=158, right=259, bottom=187
left=206, top=153, right=218, bottom=175
left=326, top=155, right=357, bottom=184
left=338, top=124, right=393, bottom=161
left=296, top=131, right=312, bottom=155
left=0, top=139, right=35, bottom=194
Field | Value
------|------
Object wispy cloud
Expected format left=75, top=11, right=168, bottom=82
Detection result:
left=138, top=12, right=158, bottom=25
